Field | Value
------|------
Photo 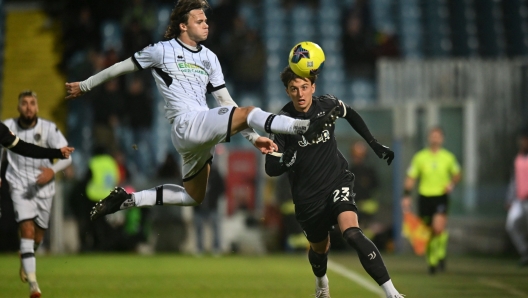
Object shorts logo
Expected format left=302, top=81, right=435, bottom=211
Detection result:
left=218, top=107, right=229, bottom=115
left=34, top=133, right=41, bottom=142
left=203, top=60, right=211, bottom=70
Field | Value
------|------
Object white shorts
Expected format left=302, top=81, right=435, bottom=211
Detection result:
left=11, top=187, right=53, bottom=229
left=171, top=106, right=236, bottom=181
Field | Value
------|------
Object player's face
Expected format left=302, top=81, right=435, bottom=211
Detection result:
left=428, top=129, right=444, bottom=148
left=18, top=96, right=38, bottom=121
left=285, top=78, right=316, bottom=112
left=182, top=9, right=209, bottom=43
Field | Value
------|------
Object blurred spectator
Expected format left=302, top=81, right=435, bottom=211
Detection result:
left=122, top=17, right=154, bottom=59
left=349, top=141, right=379, bottom=226
left=341, top=0, right=376, bottom=78
left=193, top=162, right=225, bottom=255
left=229, top=17, right=266, bottom=95
left=276, top=175, right=307, bottom=251
left=78, top=146, right=121, bottom=251
left=203, top=0, right=239, bottom=76
left=506, top=128, right=528, bottom=266
left=123, top=75, right=156, bottom=177
left=121, top=0, right=156, bottom=33
left=90, top=78, right=124, bottom=153
left=150, top=154, right=188, bottom=252
left=61, top=6, right=101, bottom=72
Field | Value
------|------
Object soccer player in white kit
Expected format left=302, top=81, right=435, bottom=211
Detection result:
left=65, top=0, right=338, bottom=221
left=3, top=90, right=73, bottom=298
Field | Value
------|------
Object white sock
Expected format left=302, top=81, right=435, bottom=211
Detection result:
left=20, top=238, right=37, bottom=283
left=381, top=279, right=400, bottom=297
left=132, top=184, right=198, bottom=207
left=316, top=274, right=329, bottom=288
left=246, top=108, right=309, bottom=134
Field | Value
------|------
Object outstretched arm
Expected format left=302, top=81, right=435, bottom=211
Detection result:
left=65, top=57, right=139, bottom=99
left=5, top=137, right=73, bottom=159
left=0, top=122, right=73, bottom=159
left=339, top=101, right=394, bottom=165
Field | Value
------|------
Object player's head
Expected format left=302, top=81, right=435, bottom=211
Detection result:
left=351, top=141, right=368, bottom=163
left=165, top=0, right=210, bottom=42
left=428, top=126, right=444, bottom=149
left=281, top=66, right=317, bottom=112
left=17, top=90, right=39, bottom=124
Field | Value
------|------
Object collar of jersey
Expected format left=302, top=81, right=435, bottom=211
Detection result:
left=289, top=97, right=318, bottom=119
left=16, top=117, right=39, bottom=130
left=175, top=38, right=203, bottom=53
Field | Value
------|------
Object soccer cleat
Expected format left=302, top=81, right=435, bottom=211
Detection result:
left=302, top=106, right=340, bottom=143
left=29, top=282, right=41, bottom=298
left=90, top=187, right=131, bottom=221
left=314, top=286, right=331, bottom=298
left=19, top=252, right=27, bottom=283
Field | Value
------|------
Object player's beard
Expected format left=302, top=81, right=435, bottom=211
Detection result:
left=19, top=114, right=37, bottom=127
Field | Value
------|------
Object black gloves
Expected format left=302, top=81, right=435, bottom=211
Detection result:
left=280, top=147, right=297, bottom=168
left=369, top=139, right=394, bottom=165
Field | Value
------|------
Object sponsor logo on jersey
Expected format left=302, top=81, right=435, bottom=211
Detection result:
left=298, top=130, right=330, bottom=147
left=218, top=107, right=229, bottom=115
left=202, top=60, right=211, bottom=70
left=177, top=62, right=208, bottom=75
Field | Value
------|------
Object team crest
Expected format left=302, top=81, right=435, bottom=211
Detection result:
left=218, top=107, right=229, bottom=115
left=202, top=60, right=211, bottom=70
left=34, top=133, right=41, bottom=142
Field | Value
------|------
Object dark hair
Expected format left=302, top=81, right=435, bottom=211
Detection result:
left=164, top=0, right=210, bottom=39
left=18, top=90, right=37, bottom=101
left=280, top=66, right=317, bottom=88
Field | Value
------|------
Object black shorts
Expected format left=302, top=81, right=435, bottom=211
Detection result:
left=418, top=194, right=449, bottom=226
left=295, top=171, right=358, bottom=243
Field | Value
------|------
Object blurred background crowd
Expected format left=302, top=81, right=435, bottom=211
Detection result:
left=0, top=0, right=527, bottom=260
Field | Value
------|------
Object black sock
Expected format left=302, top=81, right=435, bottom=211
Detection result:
left=343, top=227, right=390, bottom=285
left=308, top=247, right=328, bottom=277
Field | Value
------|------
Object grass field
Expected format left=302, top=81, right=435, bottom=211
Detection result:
left=1, top=253, right=527, bottom=297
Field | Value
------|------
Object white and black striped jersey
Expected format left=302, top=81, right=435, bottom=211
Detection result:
left=132, top=39, right=225, bottom=120
left=3, top=118, right=68, bottom=198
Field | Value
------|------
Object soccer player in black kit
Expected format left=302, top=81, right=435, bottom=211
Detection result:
left=265, top=66, right=403, bottom=298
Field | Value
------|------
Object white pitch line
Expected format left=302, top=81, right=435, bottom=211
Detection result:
left=479, top=278, right=528, bottom=297
left=328, top=259, right=385, bottom=298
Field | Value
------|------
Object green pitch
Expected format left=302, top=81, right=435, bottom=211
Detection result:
left=0, top=253, right=527, bottom=297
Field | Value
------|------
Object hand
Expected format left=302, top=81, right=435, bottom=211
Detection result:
left=254, top=136, right=278, bottom=154
left=60, top=147, right=74, bottom=159
left=445, top=183, right=454, bottom=194
left=401, top=196, right=412, bottom=213
left=280, top=147, right=297, bottom=168
left=65, top=82, right=84, bottom=99
left=369, top=139, right=394, bottom=165
left=36, top=167, right=55, bottom=185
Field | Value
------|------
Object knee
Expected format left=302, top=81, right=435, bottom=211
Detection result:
left=343, top=227, right=363, bottom=245
left=19, top=221, right=35, bottom=239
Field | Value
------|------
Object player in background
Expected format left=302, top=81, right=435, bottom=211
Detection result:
left=265, top=67, right=403, bottom=298
left=402, top=127, right=461, bottom=274
left=3, top=90, right=73, bottom=298
left=65, top=0, right=336, bottom=221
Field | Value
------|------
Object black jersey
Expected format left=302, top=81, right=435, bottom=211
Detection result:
left=265, top=95, right=351, bottom=204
